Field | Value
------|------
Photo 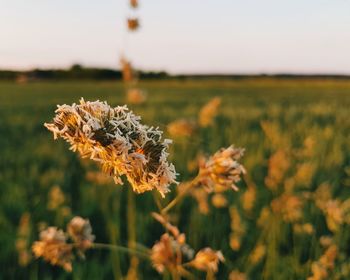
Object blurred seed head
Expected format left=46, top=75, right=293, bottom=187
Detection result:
left=271, top=193, right=303, bottom=223
left=293, top=223, right=314, bottom=235
left=32, top=216, right=95, bottom=272
left=151, top=233, right=178, bottom=274
left=130, top=0, right=138, bottom=8
left=257, top=207, right=271, bottom=228
left=319, top=236, right=333, bottom=248
left=308, top=245, right=338, bottom=280
left=151, top=213, right=197, bottom=275
left=260, top=121, right=290, bottom=148
left=127, top=18, right=140, bottom=31
left=47, top=185, right=65, bottom=210
left=198, top=145, right=245, bottom=192
left=211, top=193, right=228, bottom=208
left=324, top=200, right=343, bottom=233
left=120, top=56, right=136, bottom=83
left=16, top=213, right=32, bottom=266
left=293, top=162, right=316, bottom=187
left=32, top=227, right=73, bottom=272
left=265, top=149, right=290, bottom=191
left=198, top=97, right=221, bottom=127
left=314, top=183, right=332, bottom=209
left=67, top=216, right=95, bottom=250
left=229, top=234, right=241, bottom=251
left=242, top=186, right=256, bottom=212
left=249, top=243, right=266, bottom=264
left=189, top=248, right=224, bottom=272
left=229, top=206, right=245, bottom=251
left=167, top=119, right=196, bottom=138
left=126, top=88, right=147, bottom=105
left=229, top=270, right=247, bottom=280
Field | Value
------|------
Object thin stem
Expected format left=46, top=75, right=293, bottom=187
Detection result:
left=127, top=187, right=139, bottom=278
left=161, top=176, right=200, bottom=214
left=136, top=242, right=151, bottom=252
left=152, top=190, right=163, bottom=212
left=92, top=243, right=150, bottom=259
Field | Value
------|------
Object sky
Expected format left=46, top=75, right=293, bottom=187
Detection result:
left=1, top=0, right=350, bottom=74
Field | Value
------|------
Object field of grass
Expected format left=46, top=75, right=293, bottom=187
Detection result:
left=1, top=79, right=350, bottom=279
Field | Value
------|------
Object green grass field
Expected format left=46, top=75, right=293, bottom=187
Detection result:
left=1, top=79, right=350, bottom=279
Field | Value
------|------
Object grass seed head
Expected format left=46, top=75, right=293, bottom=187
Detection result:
left=198, top=145, right=245, bottom=192
left=45, top=99, right=177, bottom=197
left=189, top=248, right=224, bottom=272
left=167, top=119, right=196, bottom=138
left=126, top=88, right=147, bottom=104
left=32, top=227, right=73, bottom=272
left=198, top=97, right=221, bottom=127
left=67, top=216, right=95, bottom=250
left=130, top=0, right=138, bottom=8
left=127, top=18, right=140, bottom=31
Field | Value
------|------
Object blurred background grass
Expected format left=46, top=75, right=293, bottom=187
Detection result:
left=1, top=78, right=350, bottom=279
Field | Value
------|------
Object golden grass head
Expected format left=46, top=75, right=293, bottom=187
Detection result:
left=265, top=149, right=290, bottom=191
left=229, top=206, right=245, bottom=251
left=229, top=270, right=247, bottom=280
left=32, top=227, right=73, bottom=272
left=32, top=216, right=95, bottom=272
left=150, top=230, right=194, bottom=276
left=308, top=245, right=338, bottom=280
left=198, top=97, right=221, bottom=127
left=120, top=56, right=136, bottom=83
left=198, top=145, right=245, bottom=192
left=47, top=185, right=65, bottom=210
left=211, top=193, right=228, bottom=208
left=230, top=234, right=243, bottom=251
left=127, top=18, right=140, bottom=31
left=167, top=119, right=197, bottom=138
left=67, top=216, right=95, bottom=250
left=242, top=186, right=256, bottom=212
left=16, top=213, right=32, bottom=266
left=151, top=212, right=228, bottom=276
left=130, top=0, right=138, bottom=8
left=45, top=99, right=177, bottom=197
left=249, top=243, right=266, bottom=264
left=189, top=248, right=224, bottom=272
left=319, top=236, right=333, bottom=248
left=126, top=88, right=147, bottom=105
left=324, top=200, right=343, bottom=233
left=257, top=206, right=271, bottom=227
left=151, top=233, right=180, bottom=274
left=314, top=183, right=332, bottom=209
left=293, top=223, right=314, bottom=235
left=271, top=193, right=303, bottom=223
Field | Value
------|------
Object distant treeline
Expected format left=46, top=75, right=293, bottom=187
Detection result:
left=1, top=64, right=350, bottom=81
left=0, top=64, right=168, bottom=81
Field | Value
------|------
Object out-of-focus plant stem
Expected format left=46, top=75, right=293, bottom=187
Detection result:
left=161, top=176, right=200, bottom=214
left=126, top=187, right=139, bottom=279
left=92, top=243, right=149, bottom=259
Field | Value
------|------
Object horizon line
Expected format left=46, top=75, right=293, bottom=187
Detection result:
left=2, top=65, right=350, bottom=77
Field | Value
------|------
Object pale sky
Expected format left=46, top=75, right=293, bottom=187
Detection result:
left=1, top=0, right=350, bottom=74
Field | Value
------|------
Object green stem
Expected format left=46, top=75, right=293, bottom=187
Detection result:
left=92, top=243, right=150, bottom=259
left=161, top=177, right=200, bottom=214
